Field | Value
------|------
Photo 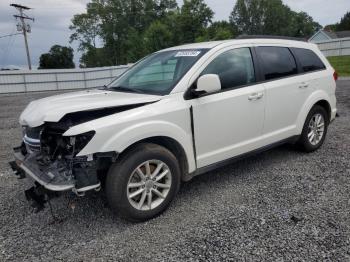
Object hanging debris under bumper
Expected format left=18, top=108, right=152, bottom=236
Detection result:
left=10, top=147, right=76, bottom=191
left=8, top=143, right=116, bottom=195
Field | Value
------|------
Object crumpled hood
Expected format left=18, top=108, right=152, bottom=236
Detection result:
left=19, top=89, right=161, bottom=127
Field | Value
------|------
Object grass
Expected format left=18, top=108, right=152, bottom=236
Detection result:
left=327, top=55, right=350, bottom=76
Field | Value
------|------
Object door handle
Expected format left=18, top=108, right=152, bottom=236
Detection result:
left=248, top=92, right=263, bottom=101
left=299, top=82, right=309, bottom=89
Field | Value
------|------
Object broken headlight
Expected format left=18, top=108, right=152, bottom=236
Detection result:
left=67, top=131, right=96, bottom=156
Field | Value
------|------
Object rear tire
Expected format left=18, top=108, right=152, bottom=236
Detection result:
left=297, top=105, right=329, bottom=152
left=106, top=143, right=181, bottom=222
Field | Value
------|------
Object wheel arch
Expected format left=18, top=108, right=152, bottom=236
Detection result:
left=314, top=99, right=331, bottom=123
left=118, top=136, right=190, bottom=181
left=296, top=90, right=332, bottom=134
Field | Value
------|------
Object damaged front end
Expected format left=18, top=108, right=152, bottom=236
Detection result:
left=12, top=127, right=98, bottom=190
left=9, top=89, right=160, bottom=211
left=9, top=115, right=116, bottom=209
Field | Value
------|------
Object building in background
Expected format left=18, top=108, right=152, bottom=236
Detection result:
left=309, top=30, right=350, bottom=57
left=309, top=29, right=350, bottom=43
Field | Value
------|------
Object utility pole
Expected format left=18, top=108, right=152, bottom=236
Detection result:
left=10, top=4, right=34, bottom=70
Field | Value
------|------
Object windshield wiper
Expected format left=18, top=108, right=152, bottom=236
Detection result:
left=109, top=86, right=143, bottom=94
left=96, top=84, right=109, bottom=90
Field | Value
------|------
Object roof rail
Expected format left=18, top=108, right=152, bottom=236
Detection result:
left=236, top=35, right=308, bottom=42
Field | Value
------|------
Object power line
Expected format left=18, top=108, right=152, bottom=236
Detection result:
left=10, top=3, right=34, bottom=70
left=0, top=24, right=16, bottom=66
left=4, top=32, right=17, bottom=67
left=0, top=33, right=22, bottom=39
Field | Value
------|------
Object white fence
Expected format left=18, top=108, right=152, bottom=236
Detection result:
left=0, top=65, right=129, bottom=94
left=315, top=37, right=350, bottom=57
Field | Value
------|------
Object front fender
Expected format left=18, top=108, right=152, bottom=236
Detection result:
left=295, top=90, right=333, bottom=134
left=62, top=96, right=196, bottom=172
left=67, top=119, right=196, bottom=173
left=102, top=120, right=190, bottom=151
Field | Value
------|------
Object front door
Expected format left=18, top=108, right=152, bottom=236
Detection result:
left=190, top=47, right=265, bottom=168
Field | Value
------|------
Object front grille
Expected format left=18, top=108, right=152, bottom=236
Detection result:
left=23, top=134, right=41, bottom=152
left=23, top=126, right=43, bottom=152
left=25, top=126, right=42, bottom=139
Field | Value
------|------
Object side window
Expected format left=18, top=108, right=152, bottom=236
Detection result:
left=257, top=47, right=298, bottom=80
left=292, top=48, right=326, bottom=72
left=201, top=48, right=255, bottom=90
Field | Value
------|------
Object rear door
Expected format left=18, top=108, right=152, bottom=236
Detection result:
left=291, top=47, right=329, bottom=99
left=256, top=46, right=312, bottom=143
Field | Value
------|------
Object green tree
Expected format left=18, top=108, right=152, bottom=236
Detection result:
left=69, top=3, right=100, bottom=52
left=71, top=0, right=179, bottom=66
left=291, top=12, right=321, bottom=37
left=79, top=46, right=112, bottom=68
left=261, top=0, right=294, bottom=35
left=229, top=0, right=265, bottom=35
left=337, top=11, right=350, bottom=30
left=38, top=45, right=75, bottom=69
left=144, top=20, right=173, bottom=52
left=324, top=24, right=337, bottom=31
left=125, top=28, right=148, bottom=62
left=70, top=0, right=323, bottom=68
left=155, top=0, right=178, bottom=17
left=323, top=12, right=350, bottom=35
left=230, top=0, right=320, bottom=37
left=196, top=21, right=236, bottom=42
left=177, top=0, right=214, bottom=43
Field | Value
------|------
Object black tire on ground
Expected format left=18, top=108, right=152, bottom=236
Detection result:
left=106, top=143, right=181, bottom=222
left=297, top=105, right=329, bottom=152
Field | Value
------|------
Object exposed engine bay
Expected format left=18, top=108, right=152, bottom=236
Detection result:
left=21, top=123, right=99, bottom=192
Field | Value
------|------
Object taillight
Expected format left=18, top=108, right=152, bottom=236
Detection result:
left=333, top=71, right=338, bottom=81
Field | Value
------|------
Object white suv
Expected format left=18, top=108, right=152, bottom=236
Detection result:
left=10, top=38, right=337, bottom=221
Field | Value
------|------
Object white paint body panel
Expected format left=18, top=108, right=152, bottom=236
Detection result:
left=19, top=89, right=161, bottom=127
left=64, top=93, right=196, bottom=172
left=18, top=39, right=337, bottom=174
left=191, top=83, right=265, bottom=167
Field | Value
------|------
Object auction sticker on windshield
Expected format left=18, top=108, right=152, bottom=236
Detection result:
left=175, top=51, right=201, bottom=57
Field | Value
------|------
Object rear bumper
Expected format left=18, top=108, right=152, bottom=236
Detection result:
left=330, top=93, right=337, bottom=122
left=10, top=147, right=75, bottom=192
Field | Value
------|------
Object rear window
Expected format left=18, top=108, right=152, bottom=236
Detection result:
left=292, top=48, right=326, bottom=72
left=257, top=46, right=298, bottom=80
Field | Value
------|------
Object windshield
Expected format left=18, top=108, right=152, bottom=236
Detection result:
left=107, top=49, right=208, bottom=95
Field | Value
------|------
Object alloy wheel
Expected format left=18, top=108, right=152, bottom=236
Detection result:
left=127, top=160, right=172, bottom=211
left=307, top=113, right=325, bottom=146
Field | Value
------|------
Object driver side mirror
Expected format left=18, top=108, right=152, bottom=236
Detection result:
left=195, top=74, right=221, bottom=95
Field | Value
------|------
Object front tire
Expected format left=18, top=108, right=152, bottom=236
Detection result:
left=298, top=105, right=329, bottom=152
left=106, top=143, right=181, bottom=222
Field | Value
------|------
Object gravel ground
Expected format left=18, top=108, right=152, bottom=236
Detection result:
left=0, top=82, right=349, bottom=261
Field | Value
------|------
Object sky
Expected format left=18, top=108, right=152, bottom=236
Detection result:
left=0, top=0, right=349, bottom=69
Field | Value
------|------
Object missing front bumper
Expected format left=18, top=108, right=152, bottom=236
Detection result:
left=9, top=146, right=109, bottom=214
left=9, top=146, right=113, bottom=196
left=10, top=148, right=75, bottom=192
